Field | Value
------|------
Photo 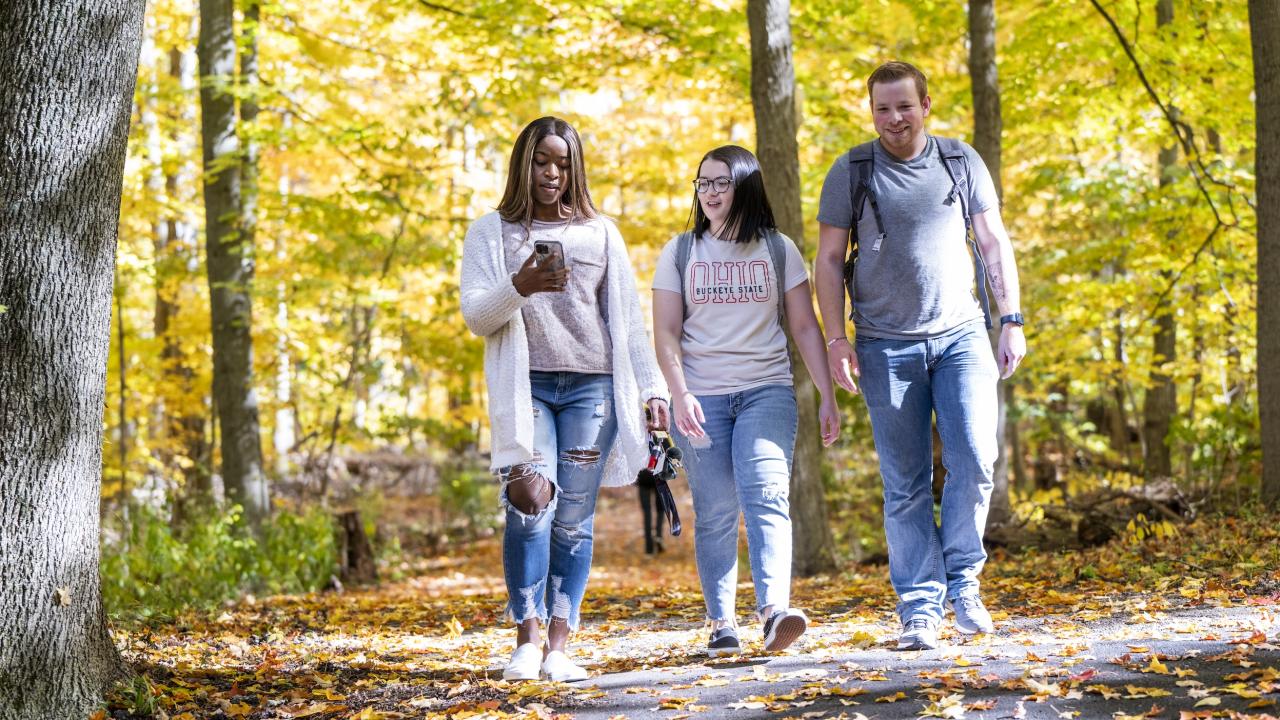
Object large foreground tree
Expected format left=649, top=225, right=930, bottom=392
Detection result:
left=0, top=1, right=145, bottom=716
left=747, top=0, right=838, bottom=574
left=1253, top=0, right=1280, bottom=504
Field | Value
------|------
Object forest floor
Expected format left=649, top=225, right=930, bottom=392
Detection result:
left=107, top=488, right=1280, bottom=720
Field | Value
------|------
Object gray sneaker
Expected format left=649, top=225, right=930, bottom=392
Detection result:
left=897, top=616, right=940, bottom=650
left=706, top=626, right=742, bottom=657
left=948, top=595, right=995, bottom=635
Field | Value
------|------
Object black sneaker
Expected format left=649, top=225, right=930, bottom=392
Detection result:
left=763, top=608, right=808, bottom=652
left=706, top=627, right=741, bottom=657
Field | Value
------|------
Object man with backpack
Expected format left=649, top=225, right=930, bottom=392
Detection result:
left=813, top=61, right=1026, bottom=650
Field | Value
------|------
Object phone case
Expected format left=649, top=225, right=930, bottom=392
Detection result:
left=534, top=240, right=566, bottom=272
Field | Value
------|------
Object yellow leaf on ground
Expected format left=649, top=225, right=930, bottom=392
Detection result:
left=1143, top=656, right=1171, bottom=674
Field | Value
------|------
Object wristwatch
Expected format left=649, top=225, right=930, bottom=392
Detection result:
left=1000, top=312, right=1025, bottom=327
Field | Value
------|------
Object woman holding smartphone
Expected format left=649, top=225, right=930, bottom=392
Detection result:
left=460, top=117, right=669, bottom=682
left=652, top=145, right=840, bottom=657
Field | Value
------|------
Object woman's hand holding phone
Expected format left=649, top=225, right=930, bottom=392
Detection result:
left=512, top=250, right=569, bottom=296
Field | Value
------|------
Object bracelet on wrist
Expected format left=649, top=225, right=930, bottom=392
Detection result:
left=825, top=336, right=848, bottom=348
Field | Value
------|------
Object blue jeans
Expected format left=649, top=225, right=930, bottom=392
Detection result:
left=674, top=384, right=798, bottom=625
left=500, top=371, right=617, bottom=631
left=855, top=320, right=999, bottom=623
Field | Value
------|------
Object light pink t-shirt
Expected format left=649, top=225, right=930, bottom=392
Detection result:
left=652, top=232, right=808, bottom=395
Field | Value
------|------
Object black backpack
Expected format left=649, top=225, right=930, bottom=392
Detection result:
left=842, top=136, right=992, bottom=329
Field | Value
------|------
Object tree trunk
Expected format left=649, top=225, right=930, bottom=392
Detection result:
left=1253, top=0, right=1280, bottom=504
left=273, top=134, right=297, bottom=476
left=747, top=0, right=838, bottom=575
left=200, top=0, right=269, bottom=529
left=337, top=510, right=378, bottom=585
left=1142, top=0, right=1178, bottom=481
left=165, top=33, right=214, bottom=528
left=967, top=0, right=1014, bottom=528
left=0, top=1, right=144, bottom=715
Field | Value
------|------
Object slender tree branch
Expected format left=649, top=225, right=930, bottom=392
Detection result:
left=1088, top=0, right=1253, bottom=324
left=417, top=0, right=472, bottom=17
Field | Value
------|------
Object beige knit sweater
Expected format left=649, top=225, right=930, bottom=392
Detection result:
left=460, top=212, right=668, bottom=486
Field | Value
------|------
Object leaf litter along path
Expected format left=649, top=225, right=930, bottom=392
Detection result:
left=112, top=489, right=1280, bottom=720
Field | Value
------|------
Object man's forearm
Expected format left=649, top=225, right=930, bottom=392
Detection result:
left=984, top=247, right=1021, bottom=317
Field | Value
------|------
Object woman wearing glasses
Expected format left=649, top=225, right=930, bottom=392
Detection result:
left=461, top=117, right=669, bottom=681
left=651, top=145, right=840, bottom=657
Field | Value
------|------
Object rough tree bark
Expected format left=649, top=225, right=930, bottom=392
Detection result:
left=200, top=0, right=269, bottom=529
left=1253, top=0, right=1280, bottom=504
left=0, top=1, right=145, bottom=715
left=1142, top=0, right=1179, bottom=480
left=747, top=0, right=839, bottom=574
left=967, top=0, right=1015, bottom=529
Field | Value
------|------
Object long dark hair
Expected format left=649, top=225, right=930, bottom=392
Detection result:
left=688, top=145, right=776, bottom=244
left=496, top=117, right=598, bottom=225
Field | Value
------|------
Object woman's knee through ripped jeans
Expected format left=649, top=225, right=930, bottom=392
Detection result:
left=501, top=371, right=618, bottom=631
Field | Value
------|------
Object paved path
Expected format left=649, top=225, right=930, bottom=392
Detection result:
left=566, top=601, right=1279, bottom=719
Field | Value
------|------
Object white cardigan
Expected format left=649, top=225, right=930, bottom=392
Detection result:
left=460, top=212, right=668, bottom=487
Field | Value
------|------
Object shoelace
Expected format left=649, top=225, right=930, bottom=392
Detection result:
left=904, top=617, right=933, bottom=632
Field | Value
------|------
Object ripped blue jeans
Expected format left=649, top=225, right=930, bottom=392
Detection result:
left=500, top=371, right=616, bottom=631
left=673, top=383, right=797, bottom=625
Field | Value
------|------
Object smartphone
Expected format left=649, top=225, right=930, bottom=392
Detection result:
left=533, top=240, right=566, bottom=273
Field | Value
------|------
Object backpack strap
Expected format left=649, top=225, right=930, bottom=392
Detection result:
left=934, top=136, right=992, bottom=330
left=763, top=229, right=788, bottom=332
left=674, top=230, right=696, bottom=320
left=846, top=141, right=885, bottom=247
left=764, top=228, right=794, bottom=372
left=843, top=141, right=880, bottom=318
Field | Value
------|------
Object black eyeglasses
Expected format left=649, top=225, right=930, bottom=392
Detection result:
left=693, top=177, right=733, bottom=194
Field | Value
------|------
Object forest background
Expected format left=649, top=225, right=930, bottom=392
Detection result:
left=4, top=0, right=1280, bottom=717
left=89, top=0, right=1263, bottom=615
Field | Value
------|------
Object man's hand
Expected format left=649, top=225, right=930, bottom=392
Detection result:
left=826, top=338, right=860, bottom=395
left=512, top=252, right=569, bottom=296
left=997, top=324, right=1026, bottom=379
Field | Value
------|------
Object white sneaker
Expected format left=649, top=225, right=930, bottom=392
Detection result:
left=948, top=595, right=996, bottom=635
left=898, top=616, right=940, bottom=650
left=541, top=650, right=590, bottom=682
left=502, top=643, right=542, bottom=681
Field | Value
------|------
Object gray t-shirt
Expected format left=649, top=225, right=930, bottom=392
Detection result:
left=817, top=135, right=997, bottom=339
left=652, top=232, right=808, bottom=395
left=502, top=217, right=612, bottom=373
